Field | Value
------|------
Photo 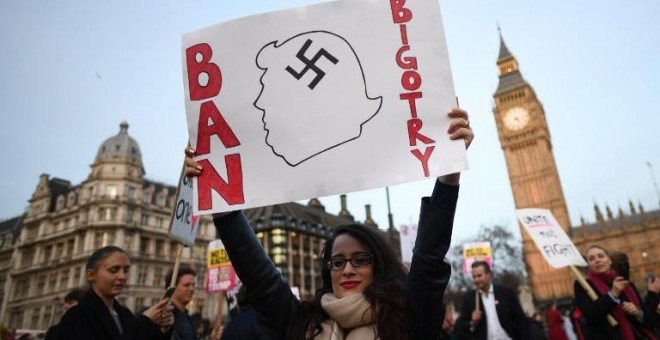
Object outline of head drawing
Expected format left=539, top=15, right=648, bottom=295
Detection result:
left=254, top=30, right=382, bottom=167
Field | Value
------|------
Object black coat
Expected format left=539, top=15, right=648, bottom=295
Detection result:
left=457, top=284, right=530, bottom=340
left=220, top=305, right=270, bottom=340
left=56, top=289, right=166, bottom=340
left=213, top=179, right=458, bottom=340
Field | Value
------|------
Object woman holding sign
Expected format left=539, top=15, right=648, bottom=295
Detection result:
left=185, top=108, right=472, bottom=340
left=573, top=245, right=657, bottom=340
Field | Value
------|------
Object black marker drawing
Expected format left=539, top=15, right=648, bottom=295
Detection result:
left=254, top=31, right=382, bottom=167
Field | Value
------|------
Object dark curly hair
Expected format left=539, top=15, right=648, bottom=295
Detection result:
left=287, top=223, right=410, bottom=339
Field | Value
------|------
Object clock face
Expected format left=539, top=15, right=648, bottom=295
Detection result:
left=503, top=107, right=530, bottom=131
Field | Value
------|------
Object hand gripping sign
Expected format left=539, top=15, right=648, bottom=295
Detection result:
left=517, top=208, right=617, bottom=326
left=182, top=0, right=468, bottom=215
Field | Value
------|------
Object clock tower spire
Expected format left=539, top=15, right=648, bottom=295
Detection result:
left=493, top=33, right=574, bottom=302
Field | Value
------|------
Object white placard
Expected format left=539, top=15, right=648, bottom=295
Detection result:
left=516, top=208, right=587, bottom=268
left=182, top=0, right=467, bottom=214
left=169, top=170, right=201, bottom=246
left=399, top=223, right=418, bottom=264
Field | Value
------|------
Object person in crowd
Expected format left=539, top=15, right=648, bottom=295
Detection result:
left=44, top=288, right=84, bottom=339
left=456, top=261, right=530, bottom=340
left=546, top=303, right=568, bottom=340
left=562, top=309, right=579, bottom=340
left=644, top=274, right=660, bottom=337
left=573, top=245, right=657, bottom=340
left=56, top=245, right=174, bottom=339
left=165, top=266, right=199, bottom=340
left=530, top=311, right=548, bottom=340
left=184, top=107, right=473, bottom=340
left=219, top=285, right=270, bottom=340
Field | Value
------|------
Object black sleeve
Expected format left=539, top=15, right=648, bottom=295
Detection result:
left=406, top=179, right=458, bottom=339
left=56, top=307, right=92, bottom=340
left=508, top=288, right=530, bottom=339
left=130, top=315, right=170, bottom=339
left=643, top=290, right=659, bottom=331
left=213, top=211, right=300, bottom=339
left=456, top=291, right=476, bottom=337
left=573, top=280, right=618, bottom=326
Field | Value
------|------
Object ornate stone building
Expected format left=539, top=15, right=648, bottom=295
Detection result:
left=492, top=34, right=660, bottom=303
left=0, top=122, right=218, bottom=330
left=0, top=121, right=399, bottom=329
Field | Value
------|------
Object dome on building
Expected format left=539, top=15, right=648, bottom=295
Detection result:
left=96, top=121, right=142, bottom=161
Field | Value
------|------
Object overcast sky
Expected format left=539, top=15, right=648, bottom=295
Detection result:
left=1, top=0, right=659, bottom=245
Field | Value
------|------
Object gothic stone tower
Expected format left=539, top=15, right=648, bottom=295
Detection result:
left=492, top=34, right=574, bottom=302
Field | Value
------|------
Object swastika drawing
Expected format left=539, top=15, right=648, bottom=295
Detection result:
left=285, top=39, right=339, bottom=90
left=254, top=31, right=382, bottom=167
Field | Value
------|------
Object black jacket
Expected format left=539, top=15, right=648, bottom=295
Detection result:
left=56, top=289, right=166, bottom=340
left=213, top=179, right=458, bottom=339
left=457, top=284, right=530, bottom=340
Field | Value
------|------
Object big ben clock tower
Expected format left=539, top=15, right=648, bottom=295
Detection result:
left=493, top=33, right=574, bottom=302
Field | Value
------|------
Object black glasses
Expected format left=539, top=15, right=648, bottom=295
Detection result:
left=326, top=254, right=373, bottom=271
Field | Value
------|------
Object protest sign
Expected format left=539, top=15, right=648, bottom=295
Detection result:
left=206, top=240, right=237, bottom=293
left=182, top=0, right=468, bottom=214
left=516, top=208, right=587, bottom=268
left=462, top=242, right=493, bottom=274
left=168, top=167, right=201, bottom=247
left=399, top=223, right=417, bottom=264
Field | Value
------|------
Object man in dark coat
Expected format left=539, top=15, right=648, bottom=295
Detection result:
left=457, top=261, right=530, bottom=340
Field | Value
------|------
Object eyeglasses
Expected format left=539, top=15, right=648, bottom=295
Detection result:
left=326, top=254, right=373, bottom=271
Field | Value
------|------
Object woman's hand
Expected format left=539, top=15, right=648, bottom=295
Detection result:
left=142, top=298, right=174, bottom=332
left=210, top=323, right=223, bottom=340
left=439, top=107, right=474, bottom=185
left=185, top=147, right=202, bottom=177
left=610, top=276, right=628, bottom=298
left=621, top=301, right=640, bottom=317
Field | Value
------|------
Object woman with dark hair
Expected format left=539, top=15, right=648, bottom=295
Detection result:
left=185, top=108, right=472, bottom=339
left=573, top=245, right=657, bottom=340
left=56, top=246, right=174, bottom=340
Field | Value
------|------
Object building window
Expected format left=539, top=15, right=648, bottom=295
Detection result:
left=60, top=270, right=69, bottom=288
left=48, top=273, right=57, bottom=292
left=36, top=275, right=46, bottom=296
left=21, top=248, right=35, bottom=267
left=155, top=240, right=165, bottom=256
left=43, top=245, right=52, bottom=262
left=127, top=186, right=136, bottom=199
left=140, top=214, right=149, bottom=226
left=106, top=185, right=117, bottom=198
left=153, top=267, right=163, bottom=287
left=126, top=208, right=134, bottom=222
left=140, top=237, right=150, bottom=254
left=138, top=267, right=148, bottom=286
left=155, top=217, right=164, bottom=229
left=73, top=267, right=81, bottom=286
left=30, top=308, right=40, bottom=329
left=66, top=239, right=74, bottom=256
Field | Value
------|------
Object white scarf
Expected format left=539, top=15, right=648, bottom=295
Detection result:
left=313, top=293, right=379, bottom=340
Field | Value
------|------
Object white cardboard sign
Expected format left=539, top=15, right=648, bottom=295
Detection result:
left=169, top=170, right=201, bottom=246
left=182, top=0, right=468, bottom=214
left=516, top=208, right=587, bottom=268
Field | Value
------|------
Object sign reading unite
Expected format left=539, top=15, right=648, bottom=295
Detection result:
left=182, top=0, right=467, bottom=214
